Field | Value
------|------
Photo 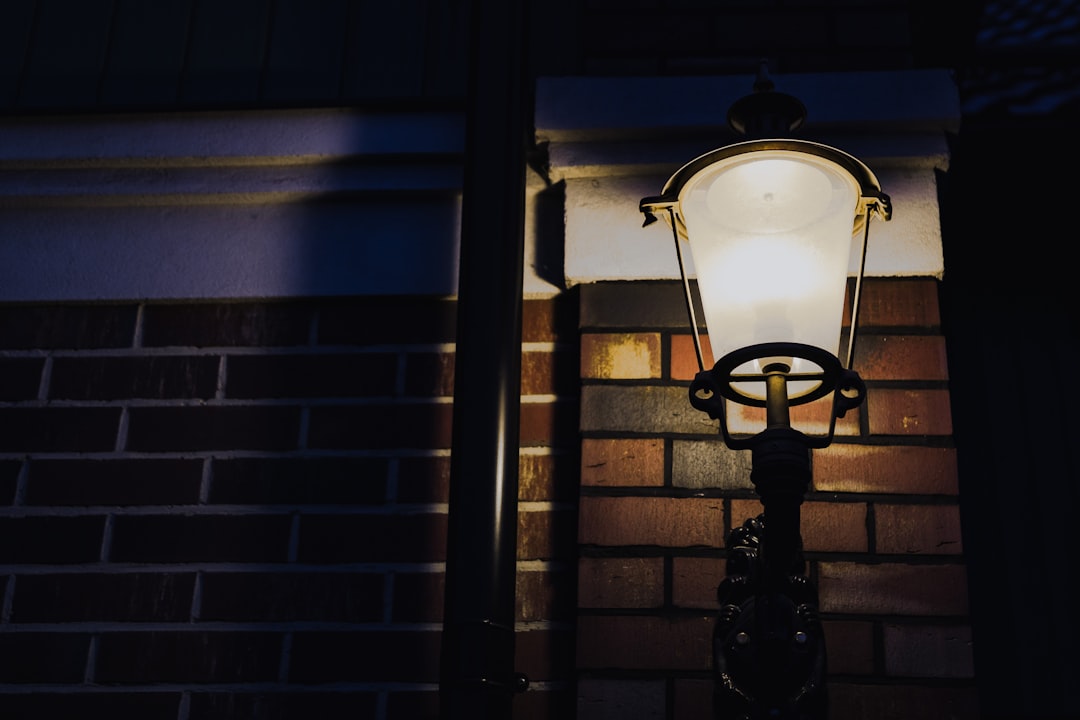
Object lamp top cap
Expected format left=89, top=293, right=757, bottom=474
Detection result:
left=727, top=61, right=807, bottom=138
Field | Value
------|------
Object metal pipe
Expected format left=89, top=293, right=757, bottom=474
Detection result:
left=439, top=0, right=529, bottom=716
left=764, top=370, right=791, bottom=429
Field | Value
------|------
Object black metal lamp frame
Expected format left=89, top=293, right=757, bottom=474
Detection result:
left=638, top=71, right=891, bottom=720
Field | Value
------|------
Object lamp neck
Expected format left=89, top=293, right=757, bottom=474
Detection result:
left=764, top=369, right=791, bottom=429
left=753, top=369, right=811, bottom=584
left=750, top=427, right=811, bottom=586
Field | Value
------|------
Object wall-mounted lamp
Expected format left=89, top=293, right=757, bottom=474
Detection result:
left=640, top=69, right=891, bottom=720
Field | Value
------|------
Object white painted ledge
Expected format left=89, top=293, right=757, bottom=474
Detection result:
left=0, top=109, right=472, bottom=302
left=535, top=70, right=960, bottom=284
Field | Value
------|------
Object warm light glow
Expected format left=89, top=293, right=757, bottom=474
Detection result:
left=678, top=149, right=860, bottom=396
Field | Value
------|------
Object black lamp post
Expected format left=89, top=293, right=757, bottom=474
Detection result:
left=640, top=70, right=891, bottom=720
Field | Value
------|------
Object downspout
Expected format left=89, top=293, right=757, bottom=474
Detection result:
left=439, top=0, right=529, bottom=716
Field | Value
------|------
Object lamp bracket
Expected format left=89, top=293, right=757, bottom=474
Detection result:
left=715, top=515, right=827, bottom=720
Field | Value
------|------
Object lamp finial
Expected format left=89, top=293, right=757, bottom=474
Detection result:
left=727, top=62, right=806, bottom=138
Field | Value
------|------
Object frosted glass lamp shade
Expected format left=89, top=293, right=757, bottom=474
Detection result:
left=679, top=149, right=860, bottom=378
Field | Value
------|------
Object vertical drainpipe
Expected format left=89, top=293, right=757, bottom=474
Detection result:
left=439, top=0, right=529, bottom=717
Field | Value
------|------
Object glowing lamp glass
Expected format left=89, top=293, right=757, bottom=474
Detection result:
left=678, top=149, right=860, bottom=397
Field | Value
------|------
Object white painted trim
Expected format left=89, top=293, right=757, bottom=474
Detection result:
left=0, top=109, right=474, bottom=302
left=535, top=70, right=960, bottom=283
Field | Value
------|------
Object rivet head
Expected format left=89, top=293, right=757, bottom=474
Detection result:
left=794, top=631, right=808, bottom=644
left=735, top=631, right=750, bottom=645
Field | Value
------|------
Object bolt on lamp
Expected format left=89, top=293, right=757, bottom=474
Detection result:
left=640, top=69, right=891, bottom=720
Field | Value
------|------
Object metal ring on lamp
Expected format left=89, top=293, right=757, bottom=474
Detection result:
left=699, top=342, right=844, bottom=409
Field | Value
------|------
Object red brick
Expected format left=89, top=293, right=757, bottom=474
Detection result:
left=50, top=355, right=219, bottom=400
left=12, top=572, right=194, bottom=622
left=578, top=679, right=666, bottom=720
left=581, top=333, right=661, bottom=379
left=518, top=508, right=576, bottom=560
left=866, top=389, right=952, bottom=436
left=290, top=631, right=441, bottom=682
left=519, top=453, right=551, bottom=500
left=142, top=303, right=313, bottom=347
left=579, top=496, right=725, bottom=548
left=517, top=567, right=575, bottom=621
left=208, top=457, right=387, bottom=505
left=576, top=615, right=713, bottom=670
left=829, top=682, right=980, bottom=720
left=27, top=458, right=203, bottom=506
left=0, top=516, right=105, bottom=563
left=0, top=305, right=136, bottom=350
left=297, top=513, right=447, bottom=563
left=853, top=335, right=949, bottom=381
left=730, top=498, right=763, bottom=529
left=578, top=556, right=664, bottom=608
left=95, top=631, right=282, bottom=683
left=0, top=407, right=120, bottom=452
left=819, top=562, right=969, bottom=615
left=858, top=278, right=940, bottom=328
left=406, top=453, right=570, bottom=504
left=398, top=456, right=451, bottom=503
left=411, top=347, right=578, bottom=397
left=0, top=633, right=90, bottom=682
left=813, top=444, right=958, bottom=495
left=581, top=438, right=665, bottom=487
left=308, top=403, right=453, bottom=450
left=672, top=556, right=724, bottom=609
left=883, top=623, right=974, bottom=678
left=319, top=297, right=456, bottom=345
left=876, top=504, right=964, bottom=555
left=732, top=498, right=867, bottom=553
left=127, top=406, right=301, bottom=452
left=110, top=514, right=292, bottom=563
left=671, top=333, right=714, bottom=381
left=802, top=500, right=868, bottom=552
left=824, top=620, right=875, bottom=675
left=227, top=353, right=397, bottom=398
left=405, top=351, right=455, bottom=396
left=519, top=453, right=576, bottom=502
left=522, top=296, right=575, bottom=344
left=0, top=460, right=19, bottom=505
left=393, top=572, right=444, bottom=622
left=515, top=625, right=575, bottom=682
left=199, top=572, right=383, bottom=622
left=520, top=399, right=578, bottom=446
left=522, top=349, right=578, bottom=395
left=0, top=357, right=44, bottom=400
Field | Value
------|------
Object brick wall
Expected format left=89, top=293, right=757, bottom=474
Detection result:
left=576, top=279, right=977, bottom=720
left=0, top=295, right=579, bottom=719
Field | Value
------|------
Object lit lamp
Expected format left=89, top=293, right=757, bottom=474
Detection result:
left=640, top=71, right=891, bottom=720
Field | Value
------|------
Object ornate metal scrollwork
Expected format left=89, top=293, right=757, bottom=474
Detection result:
left=714, top=515, right=827, bottom=720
